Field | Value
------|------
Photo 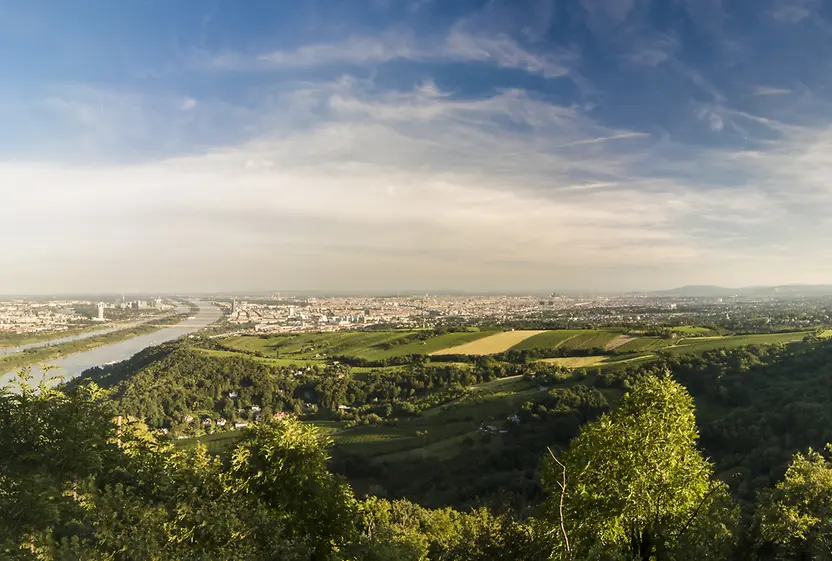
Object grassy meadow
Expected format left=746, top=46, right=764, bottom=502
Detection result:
left=219, top=329, right=496, bottom=361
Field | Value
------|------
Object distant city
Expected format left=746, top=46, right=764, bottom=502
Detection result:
left=6, top=286, right=832, bottom=337
left=220, top=290, right=832, bottom=333
left=0, top=296, right=175, bottom=335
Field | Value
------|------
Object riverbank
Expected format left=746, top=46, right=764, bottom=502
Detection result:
left=0, top=323, right=113, bottom=348
left=0, top=303, right=223, bottom=387
left=0, top=307, right=197, bottom=374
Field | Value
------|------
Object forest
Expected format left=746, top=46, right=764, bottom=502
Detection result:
left=7, top=336, right=832, bottom=558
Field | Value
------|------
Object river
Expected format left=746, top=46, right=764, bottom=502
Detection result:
left=0, top=305, right=192, bottom=357
left=0, top=302, right=223, bottom=388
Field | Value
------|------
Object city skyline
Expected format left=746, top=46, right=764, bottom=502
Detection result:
left=3, top=1, right=832, bottom=292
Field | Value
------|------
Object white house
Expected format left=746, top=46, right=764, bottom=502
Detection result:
left=234, top=422, right=249, bottom=429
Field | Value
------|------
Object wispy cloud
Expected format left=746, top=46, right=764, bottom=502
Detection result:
left=6, top=0, right=832, bottom=291
left=556, top=132, right=650, bottom=147
left=697, top=107, right=725, bottom=132
left=255, top=34, right=417, bottom=67
left=2, top=75, right=804, bottom=292
left=768, top=0, right=817, bottom=23
left=581, top=0, right=637, bottom=29
left=615, top=31, right=678, bottom=67
left=207, top=28, right=576, bottom=79
left=752, top=87, right=792, bottom=96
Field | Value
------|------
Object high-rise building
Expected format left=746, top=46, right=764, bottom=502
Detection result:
left=231, top=299, right=237, bottom=313
left=96, top=303, right=105, bottom=321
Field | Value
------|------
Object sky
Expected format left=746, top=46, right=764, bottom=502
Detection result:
left=2, top=0, right=832, bottom=294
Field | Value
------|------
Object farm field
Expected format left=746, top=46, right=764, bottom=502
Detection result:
left=614, top=336, right=673, bottom=353
left=604, top=334, right=636, bottom=350
left=670, top=326, right=719, bottom=336
left=357, top=330, right=494, bottom=360
left=213, top=327, right=811, bottom=365
left=433, top=330, right=544, bottom=355
left=197, top=348, right=326, bottom=367
left=510, top=329, right=627, bottom=352
left=538, top=356, right=609, bottom=368
left=509, top=329, right=586, bottom=350
left=220, top=331, right=412, bottom=359
left=220, top=329, right=495, bottom=361
left=666, top=331, right=810, bottom=355
left=559, top=330, right=622, bottom=350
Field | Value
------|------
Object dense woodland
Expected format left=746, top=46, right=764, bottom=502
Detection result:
left=8, top=336, right=832, bottom=558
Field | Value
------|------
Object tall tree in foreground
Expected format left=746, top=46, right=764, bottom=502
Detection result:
left=0, top=370, right=117, bottom=557
left=756, top=445, right=832, bottom=560
left=542, top=375, right=737, bottom=560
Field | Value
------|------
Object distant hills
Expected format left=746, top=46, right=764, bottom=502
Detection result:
left=651, top=285, right=832, bottom=298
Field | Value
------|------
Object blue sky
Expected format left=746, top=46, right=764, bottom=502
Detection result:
left=2, top=0, right=832, bottom=293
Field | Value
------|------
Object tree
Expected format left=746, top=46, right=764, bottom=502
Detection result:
left=0, top=370, right=117, bottom=557
left=228, top=418, right=357, bottom=558
left=0, top=371, right=317, bottom=560
left=542, top=375, right=737, bottom=560
left=756, top=445, right=832, bottom=559
left=353, top=496, right=548, bottom=561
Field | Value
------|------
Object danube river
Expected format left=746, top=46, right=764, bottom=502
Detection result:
left=0, top=305, right=193, bottom=357
left=0, top=302, right=222, bottom=388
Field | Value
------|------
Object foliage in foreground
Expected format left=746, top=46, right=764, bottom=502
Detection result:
left=544, top=376, right=738, bottom=560
left=3, top=370, right=832, bottom=560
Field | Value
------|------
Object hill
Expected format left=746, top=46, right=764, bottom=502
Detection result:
left=15, top=334, right=832, bottom=558
left=74, top=326, right=821, bottom=510
left=653, top=284, right=832, bottom=298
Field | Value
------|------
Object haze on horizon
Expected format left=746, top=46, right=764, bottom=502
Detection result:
left=2, top=0, right=832, bottom=294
